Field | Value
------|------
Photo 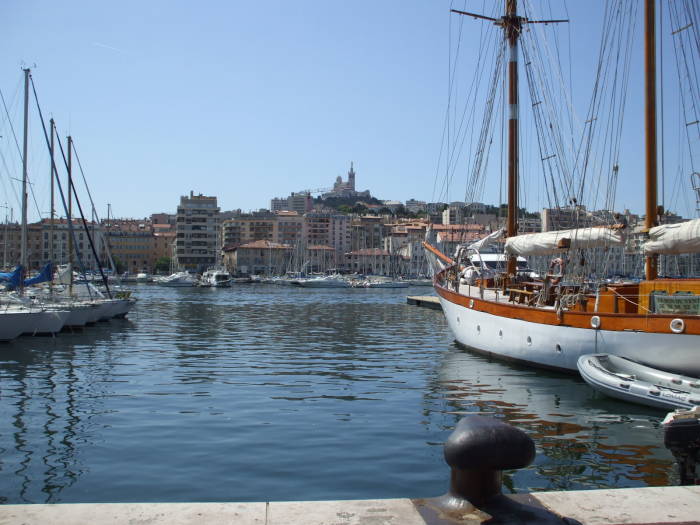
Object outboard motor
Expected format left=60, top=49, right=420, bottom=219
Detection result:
left=663, top=406, right=700, bottom=485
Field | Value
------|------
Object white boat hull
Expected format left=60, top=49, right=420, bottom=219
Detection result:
left=0, top=310, right=33, bottom=341
left=19, top=310, right=69, bottom=335
left=438, top=293, right=700, bottom=377
left=294, top=278, right=349, bottom=288
left=63, top=304, right=95, bottom=327
left=577, top=354, right=700, bottom=410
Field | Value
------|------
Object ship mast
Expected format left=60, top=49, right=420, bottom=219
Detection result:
left=451, top=3, right=565, bottom=280
left=505, top=0, right=520, bottom=277
left=644, top=0, right=659, bottom=280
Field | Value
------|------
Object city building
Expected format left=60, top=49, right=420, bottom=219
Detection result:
left=350, top=215, right=386, bottom=251
left=175, top=192, right=220, bottom=272
left=305, top=211, right=350, bottom=267
left=104, top=228, right=154, bottom=273
left=223, top=240, right=291, bottom=275
left=39, top=219, right=102, bottom=271
left=541, top=205, right=593, bottom=232
left=275, top=211, right=305, bottom=246
left=270, top=192, right=313, bottom=214
left=344, top=248, right=394, bottom=276
left=222, top=211, right=276, bottom=247
left=442, top=204, right=467, bottom=225
left=405, top=199, right=427, bottom=214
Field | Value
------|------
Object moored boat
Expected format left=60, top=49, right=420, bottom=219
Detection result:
left=154, top=272, right=198, bottom=287
left=199, top=268, right=232, bottom=288
left=578, top=354, right=700, bottom=411
left=292, top=275, right=350, bottom=288
left=428, top=1, right=700, bottom=377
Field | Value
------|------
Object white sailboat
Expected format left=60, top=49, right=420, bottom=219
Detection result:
left=427, top=1, right=700, bottom=377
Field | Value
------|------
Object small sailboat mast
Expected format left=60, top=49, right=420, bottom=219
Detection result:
left=67, top=135, right=74, bottom=295
left=20, top=68, right=30, bottom=283
left=644, top=0, right=659, bottom=280
left=49, top=118, right=55, bottom=292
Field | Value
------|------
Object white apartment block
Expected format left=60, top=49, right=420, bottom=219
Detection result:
left=175, top=192, right=220, bottom=272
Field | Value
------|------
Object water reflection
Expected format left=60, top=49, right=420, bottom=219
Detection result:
left=0, top=285, right=677, bottom=504
left=0, top=325, right=120, bottom=503
left=434, top=348, right=674, bottom=491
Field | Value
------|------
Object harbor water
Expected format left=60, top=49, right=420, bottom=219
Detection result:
left=0, top=284, right=677, bottom=504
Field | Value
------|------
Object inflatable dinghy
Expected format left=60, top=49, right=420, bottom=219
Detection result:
left=577, top=354, right=700, bottom=410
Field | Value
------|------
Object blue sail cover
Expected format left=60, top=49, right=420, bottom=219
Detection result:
left=23, top=262, right=53, bottom=287
left=0, top=265, right=23, bottom=289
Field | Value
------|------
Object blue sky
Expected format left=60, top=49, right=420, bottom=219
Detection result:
left=1, top=1, right=696, bottom=222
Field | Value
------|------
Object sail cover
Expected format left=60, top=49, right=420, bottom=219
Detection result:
left=0, top=265, right=23, bottom=288
left=643, top=218, right=700, bottom=255
left=504, top=227, right=625, bottom=256
left=24, top=262, right=53, bottom=287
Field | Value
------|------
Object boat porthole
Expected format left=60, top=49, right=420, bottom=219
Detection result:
left=498, top=330, right=503, bottom=339
left=469, top=299, right=474, bottom=308
left=670, top=318, right=685, bottom=334
left=457, top=316, right=460, bottom=324
left=476, top=324, right=481, bottom=334
left=555, top=344, right=562, bottom=353
left=526, top=336, right=532, bottom=346
left=590, top=316, right=601, bottom=329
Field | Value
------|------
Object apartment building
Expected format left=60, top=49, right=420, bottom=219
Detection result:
left=305, top=211, right=350, bottom=266
left=344, top=248, right=393, bottom=276
left=222, top=212, right=276, bottom=247
left=270, top=192, right=313, bottom=214
left=404, top=199, right=426, bottom=214
left=223, top=240, right=292, bottom=275
left=275, top=211, right=305, bottom=246
left=175, top=192, right=220, bottom=272
left=0, top=219, right=105, bottom=271
left=350, top=215, right=386, bottom=251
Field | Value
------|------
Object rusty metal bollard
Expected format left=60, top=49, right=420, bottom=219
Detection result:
left=443, top=415, right=535, bottom=507
left=413, top=416, right=577, bottom=524
left=663, top=408, right=700, bottom=485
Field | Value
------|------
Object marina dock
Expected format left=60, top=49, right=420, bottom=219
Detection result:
left=406, top=295, right=442, bottom=310
left=2, top=486, right=699, bottom=524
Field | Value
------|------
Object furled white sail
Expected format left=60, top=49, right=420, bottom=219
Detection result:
left=468, top=228, right=504, bottom=252
left=643, top=218, right=700, bottom=255
left=504, top=227, right=625, bottom=256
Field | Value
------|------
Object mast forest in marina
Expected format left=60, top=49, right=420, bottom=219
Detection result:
left=0, top=69, right=136, bottom=338
left=425, top=0, right=700, bottom=376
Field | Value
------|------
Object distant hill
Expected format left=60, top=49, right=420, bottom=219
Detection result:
left=314, top=195, right=383, bottom=209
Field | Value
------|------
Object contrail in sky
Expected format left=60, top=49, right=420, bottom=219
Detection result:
left=92, top=42, right=123, bottom=53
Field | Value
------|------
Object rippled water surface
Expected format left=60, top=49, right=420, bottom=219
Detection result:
left=0, top=284, right=676, bottom=504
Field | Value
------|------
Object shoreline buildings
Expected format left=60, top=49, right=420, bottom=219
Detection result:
left=175, top=192, right=220, bottom=273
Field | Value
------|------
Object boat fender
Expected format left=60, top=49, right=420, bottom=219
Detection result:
left=590, top=315, right=601, bottom=329
left=670, top=318, right=685, bottom=334
left=469, top=299, right=474, bottom=308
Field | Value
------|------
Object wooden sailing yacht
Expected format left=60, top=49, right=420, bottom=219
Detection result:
left=427, top=0, right=700, bottom=376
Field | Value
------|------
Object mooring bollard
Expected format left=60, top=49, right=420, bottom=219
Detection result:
left=443, top=415, right=535, bottom=507
left=663, top=407, right=700, bottom=486
left=412, top=415, right=576, bottom=524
